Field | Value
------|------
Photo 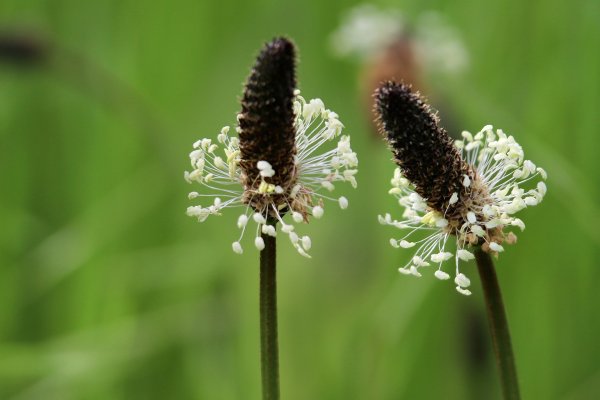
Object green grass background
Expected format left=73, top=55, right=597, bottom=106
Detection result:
left=1, top=0, right=599, bottom=399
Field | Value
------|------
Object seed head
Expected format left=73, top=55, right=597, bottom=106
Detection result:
left=185, top=38, right=358, bottom=257
left=238, top=38, right=297, bottom=213
left=375, top=81, right=469, bottom=214
left=376, top=81, right=547, bottom=295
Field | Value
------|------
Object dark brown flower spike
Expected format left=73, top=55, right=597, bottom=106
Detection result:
left=375, top=80, right=547, bottom=294
left=238, top=37, right=298, bottom=210
left=375, top=81, right=470, bottom=214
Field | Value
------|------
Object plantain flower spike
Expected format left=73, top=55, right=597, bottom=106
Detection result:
left=375, top=82, right=546, bottom=295
left=185, top=38, right=358, bottom=257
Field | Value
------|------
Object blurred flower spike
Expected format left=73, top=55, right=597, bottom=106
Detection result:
left=329, top=4, right=469, bottom=75
left=375, top=82, right=547, bottom=295
left=185, top=38, right=358, bottom=257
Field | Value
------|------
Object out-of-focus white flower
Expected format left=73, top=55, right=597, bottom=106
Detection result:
left=329, top=4, right=469, bottom=75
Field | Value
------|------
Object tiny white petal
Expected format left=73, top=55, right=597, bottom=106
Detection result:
left=489, top=242, right=504, bottom=252
left=400, top=240, right=415, bottom=248
left=232, top=242, right=243, bottom=254
left=292, top=212, right=304, bottom=223
left=485, top=219, right=501, bottom=229
left=467, top=212, right=477, bottom=224
left=262, top=224, right=277, bottom=237
left=461, top=131, right=473, bottom=142
left=321, top=181, right=335, bottom=191
left=214, top=156, right=226, bottom=169
left=257, top=160, right=272, bottom=170
left=462, top=175, right=471, bottom=187
left=260, top=169, right=275, bottom=178
left=297, top=247, right=312, bottom=258
left=434, top=270, right=450, bottom=280
left=457, top=249, right=475, bottom=261
left=253, top=213, right=267, bottom=224
left=301, top=236, right=312, bottom=251
left=511, top=218, right=526, bottom=231
left=237, top=215, right=249, bottom=229
left=482, top=205, right=496, bottom=217
left=536, top=167, right=547, bottom=180
left=537, top=181, right=547, bottom=196
left=435, top=218, right=448, bottom=228
left=254, top=237, right=265, bottom=251
left=449, top=192, right=459, bottom=205
left=412, top=256, right=430, bottom=267
left=338, top=196, right=349, bottom=209
left=456, top=286, right=472, bottom=296
left=312, top=206, right=324, bottom=219
left=524, top=197, right=538, bottom=206
left=454, top=273, right=471, bottom=288
left=512, top=169, right=524, bottom=179
left=431, top=252, right=453, bottom=263
left=471, top=225, right=486, bottom=237
left=281, top=224, right=294, bottom=233
left=523, top=160, right=536, bottom=173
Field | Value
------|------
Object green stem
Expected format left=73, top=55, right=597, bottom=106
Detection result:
left=475, top=248, right=521, bottom=400
left=260, top=226, right=279, bottom=400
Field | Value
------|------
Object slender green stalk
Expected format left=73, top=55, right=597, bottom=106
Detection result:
left=475, top=248, right=520, bottom=400
left=259, top=223, right=279, bottom=400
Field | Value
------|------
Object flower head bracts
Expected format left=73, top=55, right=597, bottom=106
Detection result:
left=376, top=82, right=546, bottom=295
left=185, top=90, right=357, bottom=257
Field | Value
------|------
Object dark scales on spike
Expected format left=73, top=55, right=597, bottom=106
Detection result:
left=238, top=37, right=298, bottom=211
left=375, top=81, right=471, bottom=214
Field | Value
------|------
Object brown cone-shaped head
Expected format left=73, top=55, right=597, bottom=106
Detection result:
left=374, top=81, right=470, bottom=213
left=238, top=37, right=297, bottom=210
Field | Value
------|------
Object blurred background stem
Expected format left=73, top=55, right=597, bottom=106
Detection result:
left=260, top=223, right=279, bottom=400
left=475, top=249, right=520, bottom=400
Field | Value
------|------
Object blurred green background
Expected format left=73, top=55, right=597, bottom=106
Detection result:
left=1, top=0, right=599, bottom=399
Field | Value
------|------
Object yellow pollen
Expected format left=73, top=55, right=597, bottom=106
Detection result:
left=258, top=181, right=276, bottom=194
left=421, top=210, right=443, bottom=226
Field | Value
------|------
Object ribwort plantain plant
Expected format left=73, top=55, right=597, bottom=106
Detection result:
left=185, top=37, right=358, bottom=400
left=375, top=81, right=547, bottom=400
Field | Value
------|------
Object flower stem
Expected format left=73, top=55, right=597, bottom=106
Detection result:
left=475, top=248, right=521, bottom=400
left=260, top=224, right=279, bottom=400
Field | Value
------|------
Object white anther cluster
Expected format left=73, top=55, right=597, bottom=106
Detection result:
left=185, top=92, right=358, bottom=257
left=380, top=125, right=547, bottom=295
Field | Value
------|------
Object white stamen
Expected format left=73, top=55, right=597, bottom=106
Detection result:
left=253, top=213, right=267, bottom=224
left=232, top=241, right=243, bottom=254
left=254, top=237, right=265, bottom=251
left=435, top=270, right=450, bottom=280
left=454, top=273, right=471, bottom=288
left=489, top=242, right=504, bottom=252
left=312, top=206, right=324, bottom=219
left=457, top=249, right=475, bottom=261
left=237, top=214, right=249, bottom=229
